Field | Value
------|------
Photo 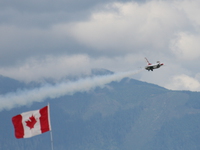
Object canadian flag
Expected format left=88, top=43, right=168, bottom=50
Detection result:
left=12, top=105, right=51, bottom=139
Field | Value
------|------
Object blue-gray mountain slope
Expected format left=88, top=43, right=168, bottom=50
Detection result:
left=0, top=72, right=200, bottom=150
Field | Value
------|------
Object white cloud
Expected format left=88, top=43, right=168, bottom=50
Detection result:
left=170, top=32, right=200, bottom=60
left=177, top=0, right=200, bottom=27
left=1, top=0, right=200, bottom=92
left=0, top=55, right=91, bottom=82
left=0, top=54, right=144, bottom=83
left=166, top=74, right=200, bottom=91
left=69, top=1, right=189, bottom=54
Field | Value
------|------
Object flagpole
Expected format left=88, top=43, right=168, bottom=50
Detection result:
left=48, top=103, right=54, bottom=150
left=50, top=130, right=54, bottom=150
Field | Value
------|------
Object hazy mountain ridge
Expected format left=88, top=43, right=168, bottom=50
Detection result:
left=0, top=72, right=200, bottom=149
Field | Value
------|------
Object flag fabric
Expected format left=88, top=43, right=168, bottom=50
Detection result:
left=12, top=105, right=51, bottom=139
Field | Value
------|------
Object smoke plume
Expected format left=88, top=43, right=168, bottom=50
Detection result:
left=0, top=69, right=143, bottom=111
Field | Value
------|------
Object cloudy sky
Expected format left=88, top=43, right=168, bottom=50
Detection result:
left=1, top=0, right=200, bottom=91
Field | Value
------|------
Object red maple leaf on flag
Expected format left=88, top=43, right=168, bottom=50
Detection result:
left=25, top=115, right=37, bottom=129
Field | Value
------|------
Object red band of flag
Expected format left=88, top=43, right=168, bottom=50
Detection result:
left=12, top=105, right=51, bottom=139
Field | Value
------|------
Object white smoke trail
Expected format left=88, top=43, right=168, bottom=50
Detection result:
left=0, top=69, right=143, bottom=111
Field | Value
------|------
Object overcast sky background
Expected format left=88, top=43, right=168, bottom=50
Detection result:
left=0, top=0, right=200, bottom=91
